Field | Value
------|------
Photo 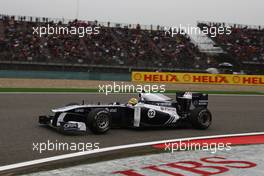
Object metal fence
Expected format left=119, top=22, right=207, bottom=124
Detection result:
left=197, top=21, right=264, bottom=30
left=0, top=14, right=165, bottom=31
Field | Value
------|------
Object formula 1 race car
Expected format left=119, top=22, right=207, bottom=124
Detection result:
left=39, top=92, right=212, bottom=134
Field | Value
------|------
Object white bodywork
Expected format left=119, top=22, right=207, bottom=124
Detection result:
left=56, top=112, right=86, bottom=132
left=133, top=103, right=180, bottom=127
left=52, top=93, right=182, bottom=129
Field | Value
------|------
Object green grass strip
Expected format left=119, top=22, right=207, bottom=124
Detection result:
left=0, top=88, right=97, bottom=93
left=0, top=87, right=263, bottom=95
left=165, top=90, right=264, bottom=95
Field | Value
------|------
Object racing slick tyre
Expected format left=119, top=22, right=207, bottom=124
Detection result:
left=87, top=108, right=111, bottom=134
left=190, top=108, right=212, bottom=130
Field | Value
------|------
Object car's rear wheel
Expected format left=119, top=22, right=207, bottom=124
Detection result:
left=86, top=108, right=111, bottom=134
left=190, top=108, right=212, bottom=130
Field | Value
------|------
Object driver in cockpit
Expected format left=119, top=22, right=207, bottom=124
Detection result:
left=127, top=98, right=138, bottom=107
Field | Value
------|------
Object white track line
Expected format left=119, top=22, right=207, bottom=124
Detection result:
left=1, top=131, right=264, bottom=172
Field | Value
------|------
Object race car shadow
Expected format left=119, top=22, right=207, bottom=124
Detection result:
left=130, top=122, right=194, bottom=132
left=38, top=125, right=88, bottom=136
left=38, top=122, right=196, bottom=135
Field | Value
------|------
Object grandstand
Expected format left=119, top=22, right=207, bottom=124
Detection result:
left=198, top=22, right=264, bottom=75
left=0, top=14, right=217, bottom=73
left=0, top=14, right=263, bottom=74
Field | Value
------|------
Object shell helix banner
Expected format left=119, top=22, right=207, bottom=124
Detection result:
left=131, top=72, right=264, bottom=85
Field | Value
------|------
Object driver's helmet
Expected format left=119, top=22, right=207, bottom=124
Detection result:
left=128, top=98, right=138, bottom=106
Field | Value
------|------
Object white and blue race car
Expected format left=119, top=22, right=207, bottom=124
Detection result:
left=39, top=92, right=212, bottom=134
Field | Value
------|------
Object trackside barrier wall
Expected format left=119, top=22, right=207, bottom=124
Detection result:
left=132, top=72, right=264, bottom=86
left=0, top=70, right=130, bottom=81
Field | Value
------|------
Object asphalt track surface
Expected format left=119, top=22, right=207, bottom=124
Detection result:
left=0, top=93, right=264, bottom=167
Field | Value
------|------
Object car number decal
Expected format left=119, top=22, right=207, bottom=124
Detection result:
left=148, top=109, right=156, bottom=118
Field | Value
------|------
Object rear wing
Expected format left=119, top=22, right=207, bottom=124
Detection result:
left=176, top=92, right=208, bottom=107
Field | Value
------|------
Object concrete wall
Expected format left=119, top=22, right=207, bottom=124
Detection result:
left=0, top=70, right=130, bottom=81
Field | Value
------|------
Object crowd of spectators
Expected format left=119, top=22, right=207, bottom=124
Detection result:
left=0, top=15, right=212, bottom=69
left=198, top=22, right=264, bottom=64
left=1, top=15, right=263, bottom=73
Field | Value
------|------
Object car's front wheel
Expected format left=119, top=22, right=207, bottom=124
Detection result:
left=86, top=108, right=111, bottom=134
left=190, top=108, right=212, bottom=130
